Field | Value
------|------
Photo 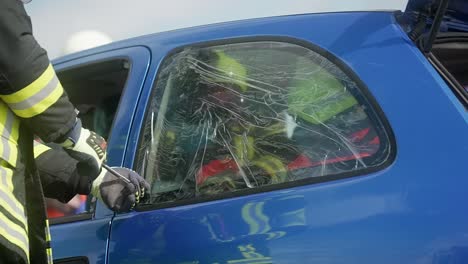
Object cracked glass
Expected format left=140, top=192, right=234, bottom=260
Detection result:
left=136, top=41, right=391, bottom=204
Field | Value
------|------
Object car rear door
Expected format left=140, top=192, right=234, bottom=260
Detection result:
left=108, top=11, right=468, bottom=264
left=50, top=46, right=150, bottom=264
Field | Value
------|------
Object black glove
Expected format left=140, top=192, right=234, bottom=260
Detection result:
left=66, top=149, right=101, bottom=194
left=35, top=147, right=100, bottom=202
left=92, top=167, right=150, bottom=213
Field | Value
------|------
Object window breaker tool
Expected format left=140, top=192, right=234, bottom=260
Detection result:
left=102, top=163, right=131, bottom=183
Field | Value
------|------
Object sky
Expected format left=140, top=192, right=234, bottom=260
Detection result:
left=25, top=0, right=408, bottom=58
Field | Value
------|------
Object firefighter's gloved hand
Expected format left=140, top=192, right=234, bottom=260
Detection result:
left=34, top=145, right=100, bottom=202
left=91, top=167, right=150, bottom=213
left=60, top=118, right=107, bottom=171
left=66, top=149, right=101, bottom=194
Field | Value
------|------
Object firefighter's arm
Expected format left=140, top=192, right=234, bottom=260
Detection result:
left=0, top=0, right=106, bottom=170
left=0, top=0, right=77, bottom=143
left=34, top=141, right=149, bottom=212
left=33, top=141, right=96, bottom=203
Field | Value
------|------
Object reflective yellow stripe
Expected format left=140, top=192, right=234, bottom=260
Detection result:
left=0, top=102, right=20, bottom=167
left=234, top=136, right=255, bottom=163
left=0, top=160, right=12, bottom=187
left=1, top=64, right=55, bottom=103
left=252, top=155, right=286, bottom=183
left=10, top=82, right=63, bottom=118
left=0, top=161, right=14, bottom=190
left=0, top=64, right=64, bottom=118
left=254, top=202, right=270, bottom=234
left=9, top=111, right=19, bottom=167
left=264, top=156, right=287, bottom=183
left=252, top=159, right=276, bottom=180
left=245, top=137, right=255, bottom=160
left=45, top=219, right=53, bottom=263
left=241, top=203, right=259, bottom=234
left=47, top=248, right=53, bottom=264
left=0, top=211, right=29, bottom=262
left=45, top=219, right=51, bottom=242
left=33, top=141, right=51, bottom=158
left=241, top=202, right=271, bottom=236
left=0, top=165, right=27, bottom=226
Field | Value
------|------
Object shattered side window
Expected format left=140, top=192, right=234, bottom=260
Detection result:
left=136, top=41, right=391, bottom=204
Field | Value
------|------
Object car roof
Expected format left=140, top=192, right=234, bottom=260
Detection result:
left=53, top=7, right=408, bottom=64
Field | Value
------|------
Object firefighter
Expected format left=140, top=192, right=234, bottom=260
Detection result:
left=194, top=50, right=290, bottom=192
left=0, top=0, right=148, bottom=263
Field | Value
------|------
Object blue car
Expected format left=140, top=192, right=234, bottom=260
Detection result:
left=49, top=0, right=467, bottom=263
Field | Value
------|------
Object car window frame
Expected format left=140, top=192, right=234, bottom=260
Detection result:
left=49, top=52, right=141, bottom=224
left=135, top=36, right=397, bottom=212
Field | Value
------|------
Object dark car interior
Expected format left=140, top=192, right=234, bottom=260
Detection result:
left=431, top=33, right=468, bottom=106
left=58, top=59, right=129, bottom=139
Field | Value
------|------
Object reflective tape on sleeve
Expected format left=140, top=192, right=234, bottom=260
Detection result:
left=0, top=102, right=20, bottom=167
left=0, top=64, right=64, bottom=118
left=33, top=141, right=51, bottom=158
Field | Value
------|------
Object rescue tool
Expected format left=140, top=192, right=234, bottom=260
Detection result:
left=102, top=163, right=131, bottom=183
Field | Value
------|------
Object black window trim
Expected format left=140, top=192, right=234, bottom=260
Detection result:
left=134, top=36, right=397, bottom=212
left=426, top=51, right=468, bottom=108
left=415, top=34, right=468, bottom=108
left=49, top=213, right=93, bottom=225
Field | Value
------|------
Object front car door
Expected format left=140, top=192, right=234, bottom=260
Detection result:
left=50, top=46, right=150, bottom=264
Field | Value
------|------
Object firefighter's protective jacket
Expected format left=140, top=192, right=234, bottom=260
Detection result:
left=0, top=0, right=77, bottom=263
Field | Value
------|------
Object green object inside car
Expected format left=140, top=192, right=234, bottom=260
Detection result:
left=288, top=68, right=357, bottom=125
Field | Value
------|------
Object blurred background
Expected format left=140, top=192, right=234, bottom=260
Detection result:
left=25, top=0, right=407, bottom=58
